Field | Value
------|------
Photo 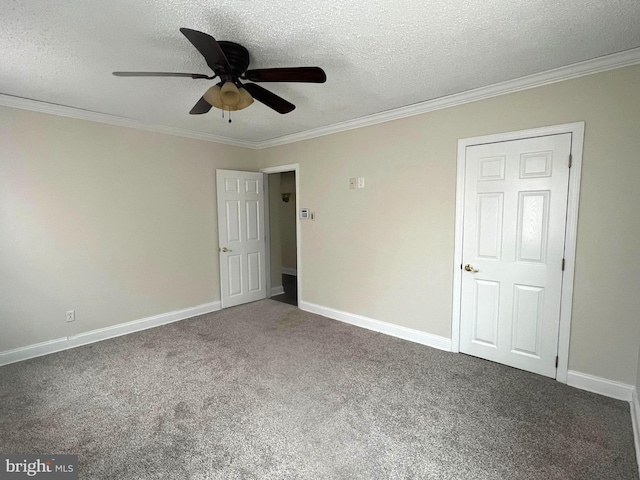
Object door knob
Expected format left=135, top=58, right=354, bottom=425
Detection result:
left=219, top=247, right=232, bottom=253
left=464, top=264, right=479, bottom=272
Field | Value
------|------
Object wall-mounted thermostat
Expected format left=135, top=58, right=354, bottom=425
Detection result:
left=300, top=208, right=309, bottom=219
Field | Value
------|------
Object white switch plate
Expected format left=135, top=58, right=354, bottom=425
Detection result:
left=349, top=178, right=356, bottom=189
left=66, top=310, right=75, bottom=322
left=357, top=177, right=365, bottom=188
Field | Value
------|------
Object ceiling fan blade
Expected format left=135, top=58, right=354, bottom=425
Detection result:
left=189, top=97, right=213, bottom=115
left=179, top=28, right=232, bottom=76
left=242, top=83, right=295, bottom=114
left=243, top=67, right=327, bottom=83
left=113, top=71, right=214, bottom=79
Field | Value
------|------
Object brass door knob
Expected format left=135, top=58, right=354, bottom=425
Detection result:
left=464, top=264, right=479, bottom=272
left=219, top=247, right=232, bottom=253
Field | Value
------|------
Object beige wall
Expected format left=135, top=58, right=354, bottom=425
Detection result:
left=0, top=106, right=258, bottom=351
left=279, top=171, right=297, bottom=272
left=258, top=65, right=640, bottom=385
left=2, top=65, right=639, bottom=386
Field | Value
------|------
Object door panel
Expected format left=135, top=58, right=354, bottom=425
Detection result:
left=226, top=201, right=241, bottom=242
left=247, top=252, right=262, bottom=292
left=460, top=134, right=571, bottom=378
left=228, top=255, right=242, bottom=296
left=511, top=284, right=544, bottom=357
left=477, top=193, right=503, bottom=259
left=516, top=191, right=549, bottom=262
left=246, top=200, right=260, bottom=241
left=473, top=279, right=500, bottom=346
left=217, top=170, right=266, bottom=308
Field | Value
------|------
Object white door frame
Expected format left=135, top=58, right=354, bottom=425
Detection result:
left=260, top=163, right=302, bottom=305
left=451, top=122, right=585, bottom=384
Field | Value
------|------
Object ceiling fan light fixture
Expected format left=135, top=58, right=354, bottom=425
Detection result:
left=203, top=83, right=252, bottom=114
left=203, top=84, right=223, bottom=109
left=220, top=81, right=240, bottom=107
left=236, top=87, right=254, bottom=110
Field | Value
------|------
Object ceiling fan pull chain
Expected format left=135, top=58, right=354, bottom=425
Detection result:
left=228, top=108, right=232, bottom=123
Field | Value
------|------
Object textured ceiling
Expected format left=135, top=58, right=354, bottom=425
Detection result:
left=2, top=0, right=640, bottom=143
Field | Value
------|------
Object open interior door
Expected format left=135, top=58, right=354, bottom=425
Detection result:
left=216, top=170, right=266, bottom=308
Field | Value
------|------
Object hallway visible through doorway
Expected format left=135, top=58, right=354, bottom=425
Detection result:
left=271, top=274, right=297, bottom=306
left=267, top=169, right=298, bottom=307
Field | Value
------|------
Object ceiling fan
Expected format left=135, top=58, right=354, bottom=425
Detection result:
left=113, top=28, right=327, bottom=120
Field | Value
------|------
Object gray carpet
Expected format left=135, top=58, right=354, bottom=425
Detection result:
left=0, top=300, right=637, bottom=479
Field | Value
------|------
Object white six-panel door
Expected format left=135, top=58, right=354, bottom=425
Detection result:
left=459, top=134, right=571, bottom=378
left=217, top=170, right=266, bottom=308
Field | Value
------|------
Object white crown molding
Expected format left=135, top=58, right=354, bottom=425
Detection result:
left=256, top=47, right=640, bottom=149
left=0, top=301, right=221, bottom=366
left=2, top=48, right=639, bottom=150
left=0, top=94, right=258, bottom=149
left=300, top=300, right=452, bottom=352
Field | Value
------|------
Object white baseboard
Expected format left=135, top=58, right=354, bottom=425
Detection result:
left=0, top=337, right=70, bottom=367
left=0, top=301, right=221, bottom=367
left=299, top=301, right=451, bottom=351
left=631, top=388, right=640, bottom=475
left=566, top=370, right=634, bottom=401
left=298, top=302, right=634, bottom=402
left=271, top=285, right=285, bottom=296
left=281, top=267, right=297, bottom=276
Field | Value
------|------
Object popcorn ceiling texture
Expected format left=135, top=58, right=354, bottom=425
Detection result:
left=1, top=0, right=640, bottom=142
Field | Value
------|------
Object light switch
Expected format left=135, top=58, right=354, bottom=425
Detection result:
left=349, top=178, right=356, bottom=189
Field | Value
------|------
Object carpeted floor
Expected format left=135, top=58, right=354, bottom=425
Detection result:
left=0, top=300, right=637, bottom=479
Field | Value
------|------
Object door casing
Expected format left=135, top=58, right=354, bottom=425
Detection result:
left=451, top=122, right=585, bottom=384
left=260, top=163, right=302, bottom=305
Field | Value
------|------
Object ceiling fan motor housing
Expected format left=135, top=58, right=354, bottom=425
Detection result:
left=217, top=41, right=250, bottom=79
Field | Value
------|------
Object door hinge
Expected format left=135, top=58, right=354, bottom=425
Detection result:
left=561, top=258, right=565, bottom=271
left=555, top=356, right=559, bottom=368
left=568, top=153, right=572, bottom=168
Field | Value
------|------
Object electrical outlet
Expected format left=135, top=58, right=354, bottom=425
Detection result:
left=349, top=178, right=356, bottom=189
left=66, top=310, right=75, bottom=323
left=357, top=177, right=365, bottom=189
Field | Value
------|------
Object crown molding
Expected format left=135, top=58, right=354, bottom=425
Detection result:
left=0, top=94, right=259, bottom=149
left=255, top=47, right=640, bottom=149
left=1, top=47, right=639, bottom=150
